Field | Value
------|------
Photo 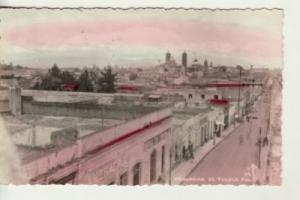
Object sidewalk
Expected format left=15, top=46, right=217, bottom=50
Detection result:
left=256, top=126, right=281, bottom=185
left=256, top=81, right=282, bottom=185
left=171, top=122, right=241, bottom=185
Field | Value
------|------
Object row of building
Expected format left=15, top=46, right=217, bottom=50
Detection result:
left=0, top=69, right=268, bottom=184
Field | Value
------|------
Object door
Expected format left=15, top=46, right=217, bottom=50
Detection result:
left=133, top=163, right=141, bottom=185
left=150, top=150, right=157, bottom=183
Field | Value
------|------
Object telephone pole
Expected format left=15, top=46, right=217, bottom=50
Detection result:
left=237, top=66, right=242, bottom=121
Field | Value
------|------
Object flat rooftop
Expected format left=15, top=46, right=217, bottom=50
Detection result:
left=172, top=107, right=212, bottom=126
left=1, top=113, right=125, bottom=163
left=174, top=107, right=212, bottom=117
left=4, top=114, right=124, bottom=133
left=5, top=111, right=165, bottom=162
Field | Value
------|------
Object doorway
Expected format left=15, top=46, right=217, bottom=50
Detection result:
left=150, top=150, right=157, bottom=183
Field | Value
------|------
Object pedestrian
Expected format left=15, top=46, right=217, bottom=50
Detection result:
left=188, top=141, right=194, bottom=160
left=239, top=135, right=243, bottom=144
left=246, top=116, right=250, bottom=122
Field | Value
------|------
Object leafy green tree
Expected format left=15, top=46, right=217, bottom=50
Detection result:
left=39, top=75, right=62, bottom=90
left=60, top=71, right=76, bottom=84
left=34, top=64, right=80, bottom=91
left=33, top=64, right=62, bottom=90
left=78, top=69, right=93, bottom=92
left=99, top=67, right=117, bottom=93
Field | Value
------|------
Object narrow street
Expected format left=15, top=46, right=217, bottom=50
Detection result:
left=184, top=81, right=274, bottom=185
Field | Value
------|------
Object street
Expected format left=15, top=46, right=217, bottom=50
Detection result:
left=183, top=80, right=275, bottom=185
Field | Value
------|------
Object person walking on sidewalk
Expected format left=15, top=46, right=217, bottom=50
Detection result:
left=182, top=145, right=187, bottom=161
left=188, top=140, right=194, bottom=160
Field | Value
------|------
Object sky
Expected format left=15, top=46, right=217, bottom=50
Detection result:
left=0, top=9, right=283, bottom=69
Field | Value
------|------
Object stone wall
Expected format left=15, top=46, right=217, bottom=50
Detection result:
left=21, top=89, right=143, bottom=102
left=22, top=97, right=156, bottom=120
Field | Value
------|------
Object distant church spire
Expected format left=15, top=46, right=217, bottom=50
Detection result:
left=165, top=52, right=171, bottom=63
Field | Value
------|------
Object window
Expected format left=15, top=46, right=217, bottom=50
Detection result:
left=188, top=93, right=193, bottom=99
left=133, top=163, right=141, bottom=185
left=150, top=150, right=157, bottom=183
left=161, top=146, right=165, bottom=173
left=120, top=172, right=128, bottom=185
left=214, top=95, right=219, bottom=100
left=201, top=94, right=205, bottom=99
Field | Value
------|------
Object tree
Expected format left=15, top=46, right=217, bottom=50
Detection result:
left=34, top=64, right=60, bottom=90
left=98, top=67, right=117, bottom=93
left=236, top=65, right=244, bottom=71
left=78, top=69, right=93, bottom=92
left=60, top=71, right=76, bottom=84
left=39, top=75, right=62, bottom=90
left=88, top=69, right=100, bottom=88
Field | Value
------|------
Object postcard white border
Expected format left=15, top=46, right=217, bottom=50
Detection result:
left=0, top=0, right=299, bottom=200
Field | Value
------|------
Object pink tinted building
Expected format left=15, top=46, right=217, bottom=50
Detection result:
left=5, top=89, right=173, bottom=185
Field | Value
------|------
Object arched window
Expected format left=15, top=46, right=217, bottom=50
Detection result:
left=150, top=150, right=157, bottom=183
left=119, top=172, right=128, bottom=185
left=161, top=146, right=165, bottom=173
left=133, top=163, right=141, bottom=185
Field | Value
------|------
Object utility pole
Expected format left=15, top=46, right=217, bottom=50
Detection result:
left=101, top=105, right=104, bottom=128
left=237, top=66, right=242, bottom=121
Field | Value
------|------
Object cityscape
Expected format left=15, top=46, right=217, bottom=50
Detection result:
left=0, top=8, right=282, bottom=185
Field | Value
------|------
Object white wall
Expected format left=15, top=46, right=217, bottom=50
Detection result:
left=22, top=108, right=172, bottom=185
